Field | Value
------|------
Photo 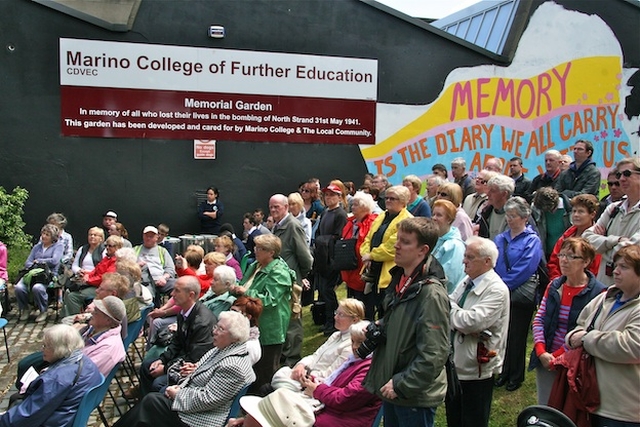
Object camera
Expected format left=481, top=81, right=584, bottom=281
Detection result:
left=356, top=320, right=385, bottom=359
left=605, top=262, right=614, bottom=277
left=479, top=329, right=493, bottom=341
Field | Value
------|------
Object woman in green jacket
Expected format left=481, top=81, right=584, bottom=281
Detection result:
left=232, top=233, right=295, bottom=393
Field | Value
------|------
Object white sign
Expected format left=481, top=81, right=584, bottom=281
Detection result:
left=60, top=38, right=378, bottom=101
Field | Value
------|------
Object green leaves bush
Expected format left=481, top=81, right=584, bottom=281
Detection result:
left=0, top=186, right=33, bottom=280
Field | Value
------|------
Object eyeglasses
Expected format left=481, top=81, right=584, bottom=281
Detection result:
left=557, top=253, right=583, bottom=261
left=437, top=192, right=450, bottom=198
left=607, top=181, right=620, bottom=187
left=385, top=196, right=399, bottom=201
left=475, top=178, right=487, bottom=184
left=615, top=169, right=640, bottom=179
left=213, top=324, right=228, bottom=333
left=301, top=189, right=311, bottom=193
left=334, top=311, right=354, bottom=318
left=105, top=244, right=117, bottom=248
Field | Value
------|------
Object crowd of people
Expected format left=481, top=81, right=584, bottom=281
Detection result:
left=1, top=142, right=639, bottom=427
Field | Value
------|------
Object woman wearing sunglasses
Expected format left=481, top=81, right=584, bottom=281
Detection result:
left=584, top=157, right=640, bottom=286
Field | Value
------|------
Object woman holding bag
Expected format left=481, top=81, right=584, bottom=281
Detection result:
left=529, top=237, right=606, bottom=405
left=494, top=196, right=542, bottom=392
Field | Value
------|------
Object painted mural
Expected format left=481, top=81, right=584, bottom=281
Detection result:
left=361, top=2, right=640, bottom=187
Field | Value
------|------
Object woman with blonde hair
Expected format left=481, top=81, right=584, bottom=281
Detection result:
left=360, top=185, right=413, bottom=319
left=436, top=182, right=474, bottom=240
left=215, top=235, right=243, bottom=280
left=288, top=192, right=312, bottom=246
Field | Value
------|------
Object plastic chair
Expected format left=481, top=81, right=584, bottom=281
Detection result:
left=371, top=406, right=383, bottom=427
left=240, top=251, right=252, bottom=275
left=0, top=318, right=9, bottom=363
left=69, top=373, right=105, bottom=427
left=226, top=383, right=251, bottom=422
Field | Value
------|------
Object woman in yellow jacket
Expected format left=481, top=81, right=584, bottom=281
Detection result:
left=360, top=185, right=413, bottom=320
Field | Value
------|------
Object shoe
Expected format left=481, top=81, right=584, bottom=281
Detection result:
left=124, top=385, right=140, bottom=400
left=35, top=311, right=48, bottom=323
left=506, top=382, right=522, bottom=392
left=19, top=311, right=29, bottom=321
left=494, top=376, right=508, bottom=388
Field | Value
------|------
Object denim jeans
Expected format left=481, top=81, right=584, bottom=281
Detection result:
left=383, top=401, right=436, bottom=427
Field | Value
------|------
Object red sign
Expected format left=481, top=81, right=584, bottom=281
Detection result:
left=60, top=87, right=375, bottom=144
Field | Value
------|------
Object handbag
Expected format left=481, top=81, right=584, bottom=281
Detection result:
left=511, top=274, right=538, bottom=306
left=331, top=238, right=358, bottom=271
left=311, top=301, right=326, bottom=326
left=501, top=237, right=537, bottom=306
left=549, top=303, right=604, bottom=418
left=20, top=262, right=54, bottom=288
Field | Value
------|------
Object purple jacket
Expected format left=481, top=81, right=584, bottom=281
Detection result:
left=314, top=357, right=381, bottom=427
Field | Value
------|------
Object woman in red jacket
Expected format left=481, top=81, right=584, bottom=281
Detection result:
left=340, top=192, right=378, bottom=320
left=547, top=194, right=601, bottom=281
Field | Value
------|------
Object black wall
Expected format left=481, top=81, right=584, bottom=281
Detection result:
left=1, top=0, right=494, bottom=241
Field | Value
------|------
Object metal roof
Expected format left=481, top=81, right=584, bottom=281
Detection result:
left=432, top=0, right=519, bottom=55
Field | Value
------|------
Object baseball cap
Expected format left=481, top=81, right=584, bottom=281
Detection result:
left=93, top=296, right=126, bottom=324
left=103, top=211, right=118, bottom=219
left=143, top=226, right=159, bottom=234
left=321, top=184, right=342, bottom=195
left=240, top=388, right=314, bottom=427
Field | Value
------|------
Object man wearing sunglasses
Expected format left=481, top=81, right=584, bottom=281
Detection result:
left=597, top=168, right=625, bottom=220
left=584, top=157, right=640, bottom=285
left=554, top=139, right=601, bottom=198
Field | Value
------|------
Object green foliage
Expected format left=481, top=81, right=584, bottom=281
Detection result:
left=0, top=186, right=32, bottom=280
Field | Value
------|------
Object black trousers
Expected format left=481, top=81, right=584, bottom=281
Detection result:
left=500, top=302, right=535, bottom=384
left=249, top=343, right=283, bottom=395
left=446, top=377, right=495, bottom=427
left=112, top=392, right=188, bottom=427
left=315, top=271, right=340, bottom=332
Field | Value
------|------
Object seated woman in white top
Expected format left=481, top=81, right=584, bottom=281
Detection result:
left=71, top=227, right=105, bottom=274
left=271, top=298, right=365, bottom=392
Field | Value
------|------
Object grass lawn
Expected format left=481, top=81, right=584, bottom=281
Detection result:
left=300, top=283, right=537, bottom=427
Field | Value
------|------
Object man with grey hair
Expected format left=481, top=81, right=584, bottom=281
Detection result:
left=484, top=157, right=504, bottom=173
left=531, top=150, right=562, bottom=193
left=451, top=157, right=476, bottom=200
left=447, top=236, right=510, bottom=427
left=372, top=174, right=391, bottom=210
left=424, top=175, right=446, bottom=210
left=475, top=175, right=515, bottom=240
left=268, top=193, right=313, bottom=366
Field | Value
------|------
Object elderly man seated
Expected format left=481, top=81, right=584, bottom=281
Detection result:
left=14, top=296, right=127, bottom=405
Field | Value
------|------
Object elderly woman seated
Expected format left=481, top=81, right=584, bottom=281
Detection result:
left=15, top=224, right=64, bottom=322
left=299, top=320, right=382, bottom=427
left=113, top=311, right=256, bottom=427
left=1, top=325, right=102, bottom=427
left=61, top=235, right=123, bottom=317
left=269, top=298, right=365, bottom=393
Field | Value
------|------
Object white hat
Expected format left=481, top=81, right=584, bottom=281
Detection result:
left=103, top=210, right=118, bottom=219
left=93, top=296, right=126, bottom=324
left=143, top=225, right=158, bottom=234
left=240, top=388, right=314, bottom=427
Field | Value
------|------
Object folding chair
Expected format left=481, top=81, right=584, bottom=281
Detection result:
left=0, top=318, right=9, bottom=362
left=226, top=383, right=251, bottom=422
left=69, top=373, right=105, bottom=427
